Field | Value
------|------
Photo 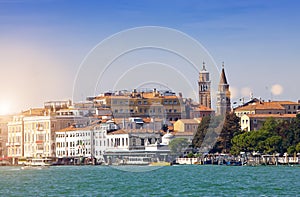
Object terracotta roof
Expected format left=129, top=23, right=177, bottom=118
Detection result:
left=57, top=124, right=97, bottom=132
left=107, top=130, right=128, bottom=135
left=235, top=102, right=285, bottom=111
left=271, top=101, right=299, bottom=105
left=244, top=114, right=296, bottom=118
left=163, top=95, right=178, bottom=99
left=198, top=105, right=214, bottom=111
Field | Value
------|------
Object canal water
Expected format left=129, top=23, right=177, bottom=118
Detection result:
left=0, top=165, right=299, bottom=196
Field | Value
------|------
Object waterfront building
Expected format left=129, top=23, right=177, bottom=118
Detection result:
left=104, top=128, right=169, bottom=165
left=7, top=101, right=91, bottom=163
left=55, top=124, right=93, bottom=163
left=216, top=63, right=231, bottom=115
left=240, top=114, right=296, bottom=131
left=23, top=114, right=88, bottom=159
left=56, top=120, right=168, bottom=165
left=0, top=115, right=12, bottom=159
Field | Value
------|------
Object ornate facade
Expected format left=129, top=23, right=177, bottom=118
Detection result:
left=198, top=62, right=211, bottom=109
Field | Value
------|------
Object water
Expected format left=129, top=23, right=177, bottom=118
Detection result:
left=0, top=165, right=299, bottom=196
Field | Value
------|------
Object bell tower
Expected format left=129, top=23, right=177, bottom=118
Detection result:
left=216, top=62, right=231, bottom=115
left=198, top=62, right=211, bottom=108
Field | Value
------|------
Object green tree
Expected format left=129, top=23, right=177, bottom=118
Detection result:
left=263, top=135, right=282, bottom=154
left=212, top=113, right=241, bottom=153
left=287, top=146, right=296, bottom=155
left=192, top=116, right=211, bottom=148
left=169, top=138, right=189, bottom=156
left=295, top=142, right=300, bottom=153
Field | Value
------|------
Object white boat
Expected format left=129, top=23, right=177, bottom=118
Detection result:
left=21, top=158, right=52, bottom=170
left=124, top=157, right=151, bottom=165
left=28, top=158, right=52, bottom=166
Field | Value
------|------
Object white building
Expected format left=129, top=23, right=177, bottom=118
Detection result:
left=55, top=120, right=119, bottom=164
left=55, top=125, right=92, bottom=159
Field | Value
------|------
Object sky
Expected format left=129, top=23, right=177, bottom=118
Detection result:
left=0, top=0, right=300, bottom=114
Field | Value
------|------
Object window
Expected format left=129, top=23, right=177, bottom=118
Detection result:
left=138, top=101, right=142, bottom=105
left=173, top=100, right=178, bottom=104
left=143, top=101, right=147, bottom=105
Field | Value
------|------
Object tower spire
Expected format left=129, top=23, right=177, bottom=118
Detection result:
left=202, top=61, right=206, bottom=71
left=216, top=62, right=231, bottom=115
left=219, top=63, right=228, bottom=85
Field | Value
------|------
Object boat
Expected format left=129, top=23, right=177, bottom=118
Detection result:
left=122, top=157, right=151, bottom=165
left=20, top=158, right=52, bottom=170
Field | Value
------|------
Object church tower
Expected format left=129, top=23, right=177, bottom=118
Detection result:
left=198, top=62, right=211, bottom=108
left=216, top=63, right=231, bottom=115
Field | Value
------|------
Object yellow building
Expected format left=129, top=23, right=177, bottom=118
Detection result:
left=173, top=118, right=201, bottom=133
left=234, top=100, right=300, bottom=117
left=93, top=89, right=186, bottom=121
left=7, top=101, right=90, bottom=163
left=241, top=114, right=296, bottom=131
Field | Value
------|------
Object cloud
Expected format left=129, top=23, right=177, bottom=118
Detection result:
left=271, top=84, right=283, bottom=96
left=230, top=86, right=239, bottom=99
left=241, top=87, right=252, bottom=98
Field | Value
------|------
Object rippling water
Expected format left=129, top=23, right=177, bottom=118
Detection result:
left=0, top=165, right=299, bottom=196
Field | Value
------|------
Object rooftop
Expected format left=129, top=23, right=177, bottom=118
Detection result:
left=243, top=114, right=297, bottom=118
left=235, top=102, right=285, bottom=111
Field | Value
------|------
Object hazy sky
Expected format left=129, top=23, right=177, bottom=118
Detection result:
left=1, top=0, right=300, bottom=114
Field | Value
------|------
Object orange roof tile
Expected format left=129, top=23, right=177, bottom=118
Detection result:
left=244, top=114, right=296, bottom=118
left=107, top=130, right=128, bottom=135
left=271, top=101, right=299, bottom=105
left=198, top=105, right=214, bottom=111
left=235, top=102, right=285, bottom=111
